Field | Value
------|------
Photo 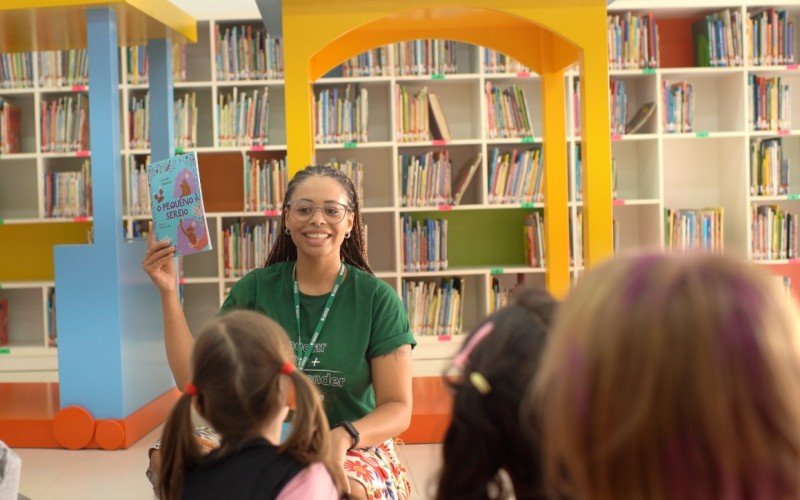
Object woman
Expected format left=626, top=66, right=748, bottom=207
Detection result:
left=531, top=252, right=800, bottom=500
left=144, top=165, right=415, bottom=499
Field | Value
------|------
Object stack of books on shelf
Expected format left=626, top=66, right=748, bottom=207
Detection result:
left=524, top=212, right=545, bottom=267
left=574, top=146, right=618, bottom=202
left=748, top=75, right=791, bottom=132
left=401, top=215, right=448, bottom=272
left=0, top=98, right=20, bottom=154
left=752, top=205, right=798, bottom=260
left=38, top=49, right=88, bottom=88
left=394, top=40, right=458, bottom=76
left=609, top=79, right=628, bottom=135
left=399, top=151, right=452, bottom=207
left=489, top=278, right=511, bottom=314
left=485, top=82, right=534, bottom=139
left=665, top=208, right=724, bottom=252
left=0, top=52, right=33, bottom=88
left=401, top=278, right=463, bottom=338
left=125, top=44, right=187, bottom=84
left=325, top=159, right=365, bottom=203
left=483, top=49, right=530, bottom=74
left=128, top=93, right=199, bottom=149
left=487, top=147, right=544, bottom=205
left=244, top=156, right=287, bottom=211
left=217, top=87, right=270, bottom=146
left=750, top=138, right=789, bottom=196
left=396, top=85, right=453, bottom=142
left=662, top=81, right=694, bottom=133
left=44, top=159, right=92, bottom=218
left=341, top=47, right=389, bottom=77
left=748, top=9, right=796, bottom=66
left=223, top=219, right=280, bottom=278
left=215, top=24, right=283, bottom=80
left=41, top=94, right=89, bottom=152
left=128, top=155, right=151, bottom=216
left=314, top=85, right=368, bottom=144
left=693, top=9, right=744, bottom=67
left=607, top=12, right=660, bottom=70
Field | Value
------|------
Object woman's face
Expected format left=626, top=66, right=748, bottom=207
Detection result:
left=284, top=176, right=354, bottom=261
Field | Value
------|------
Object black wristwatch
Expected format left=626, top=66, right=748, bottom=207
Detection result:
left=334, top=421, right=360, bottom=451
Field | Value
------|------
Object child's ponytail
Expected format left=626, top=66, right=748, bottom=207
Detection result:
left=158, top=391, right=203, bottom=500
left=279, top=368, right=345, bottom=492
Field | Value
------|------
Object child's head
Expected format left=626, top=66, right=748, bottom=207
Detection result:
left=266, top=165, right=371, bottom=273
left=158, top=310, right=334, bottom=500
left=437, top=288, right=556, bottom=500
left=533, top=252, right=800, bottom=500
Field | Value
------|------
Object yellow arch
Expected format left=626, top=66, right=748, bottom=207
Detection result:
left=282, top=0, right=612, bottom=295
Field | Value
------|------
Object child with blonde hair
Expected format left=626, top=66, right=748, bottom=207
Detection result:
left=532, top=252, right=800, bottom=500
left=158, top=310, right=342, bottom=500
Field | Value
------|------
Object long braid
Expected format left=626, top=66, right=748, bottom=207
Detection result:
left=265, top=165, right=373, bottom=274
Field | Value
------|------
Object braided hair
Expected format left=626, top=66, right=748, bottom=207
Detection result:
left=264, top=165, right=373, bottom=274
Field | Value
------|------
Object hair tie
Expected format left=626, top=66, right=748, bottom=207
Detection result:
left=184, top=382, right=198, bottom=396
left=453, top=322, right=495, bottom=369
left=469, top=372, right=492, bottom=395
left=280, top=362, right=296, bottom=375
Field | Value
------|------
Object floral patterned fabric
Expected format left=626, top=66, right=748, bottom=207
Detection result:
left=345, top=439, right=411, bottom=500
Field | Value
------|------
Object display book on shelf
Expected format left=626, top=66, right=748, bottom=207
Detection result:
left=3, top=5, right=799, bottom=372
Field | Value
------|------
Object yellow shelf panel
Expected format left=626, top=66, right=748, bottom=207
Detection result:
left=0, top=0, right=196, bottom=53
left=0, top=222, right=91, bottom=281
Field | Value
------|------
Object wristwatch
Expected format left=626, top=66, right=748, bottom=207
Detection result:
left=334, top=421, right=360, bottom=451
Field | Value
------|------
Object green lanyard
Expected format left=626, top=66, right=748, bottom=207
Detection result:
left=293, top=262, right=346, bottom=371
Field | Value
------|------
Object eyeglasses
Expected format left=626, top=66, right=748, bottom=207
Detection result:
left=287, top=200, right=351, bottom=224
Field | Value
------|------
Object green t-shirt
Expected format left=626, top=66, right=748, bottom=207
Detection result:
left=219, top=261, right=416, bottom=426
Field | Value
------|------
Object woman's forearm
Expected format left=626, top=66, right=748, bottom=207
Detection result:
left=346, top=401, right=412, bottom=448
left=161, top=291, right=195, bottom=389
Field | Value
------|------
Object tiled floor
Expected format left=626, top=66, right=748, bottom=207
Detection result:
left=15, top=426, right=442, bottom=499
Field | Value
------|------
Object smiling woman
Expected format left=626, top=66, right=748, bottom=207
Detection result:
left=143, top=165, right=416, bottom=499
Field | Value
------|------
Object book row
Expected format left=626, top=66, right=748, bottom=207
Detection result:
left=752, top=205, right=798, bottom=260
left=665, top=208, right=724, bottom=252
left=748, top=75, right=792, bottom=132
left=694, top=9, right=745, bottom=67
left=44, top=160, right=92, bottom=218
left=750, top=138, right=790, bottom=196
left=218, top=87, right=270, bottom=147
left=128, top=92, right=199, bottom=149
left=401, top=277, right=464, bottom=337
left=313, top=85, right=369, bottom=144
left=41, top=95, right=89, bottom=153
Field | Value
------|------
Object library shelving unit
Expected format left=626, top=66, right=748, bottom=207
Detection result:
left=597, top=0, right=800, bottom=292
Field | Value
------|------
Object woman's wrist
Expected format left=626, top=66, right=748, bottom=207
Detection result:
left=331, top=426, right=354, bottom=452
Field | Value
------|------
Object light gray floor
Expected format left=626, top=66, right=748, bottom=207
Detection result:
left=16, top=425, right=442, bottom=499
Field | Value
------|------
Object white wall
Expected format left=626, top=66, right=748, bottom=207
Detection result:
left=170, top=0, right=260, bottom=20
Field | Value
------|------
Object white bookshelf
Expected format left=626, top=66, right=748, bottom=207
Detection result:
left=3, top=3, right=800, bottom=378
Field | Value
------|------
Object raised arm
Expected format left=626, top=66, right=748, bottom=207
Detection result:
left=142, top=221, right=195, bottom=388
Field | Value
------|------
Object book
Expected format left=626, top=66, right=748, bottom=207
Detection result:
left=428, top=92, right=452, bottom=141
left=626, top=102, right=656, bottom=134
left=0, top=299, right=7, bottom=346
left=452, top=154, right=482, bottom=205
left=147, top=152, right=212, bottom=256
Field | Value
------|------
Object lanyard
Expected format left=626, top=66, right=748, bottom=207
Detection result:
left=293, top=262, right=346, bottom=371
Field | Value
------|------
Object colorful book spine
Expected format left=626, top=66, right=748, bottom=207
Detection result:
left=607, top=12, right=660, bottom=69
left=401, top=277, right=463, bottom=337
left=215, top=24, right=283, bottom=81
left=395, top=85, right=430, bottom=142
left=489, top=278, right=511, bottom=313
left=324, top=159, right=365, bottom=203
left=482, top=49, right=530, bottom=74
left=125, top=44, right=187, bottom=84
left=217, top=87, right=270, bottom=146
left=485, top=82, right=534, bottom=139
left=0, top=98, right=21, bottom=154
left=748, top=75, right=791, bottom=131
left=693, top=9, right=744, bottom=67
left=223, top=218, right=280, bottom=277
left=37, top=49, right=87, bottom=88
left=44, top=159, right=92, bottom=218
left=609, top=79, right=628, bottom=135
left=341, top=47, right=390, bottom=77
left=487, top=147, right=544, bottom=204
left=662, top=80, right=694, bottom=133
left=0, top=51, right=34, bottom=88
left=244, top=156, right=287, bottom=211
left=128, top=92, right=199, bottom=148
left=394, top=40, right=458, bottom=76
left=750, top=138, right=790, bottom=196
left=751, top=205, right=798, bottom=260
left=400, top=214, right=448, bottom=272
left=399, top=151, right=452, bottom=206
left=665, top=208, right=724, bottom=252
left=40, top=94, right=89, bottom=152
left=523, top=211, right=546, bottom=267
left=748, top=9, right=796, bottom=66
left=128, top=155, right=152, bottom=216
left=313, top=84, right=368, bottom=144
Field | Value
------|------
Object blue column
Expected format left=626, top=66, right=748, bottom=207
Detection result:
left=54, top=7, right=173, bottom=419
left=148, top=38, right=175, bottom=162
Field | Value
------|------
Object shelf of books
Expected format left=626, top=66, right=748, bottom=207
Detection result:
left=3, top=3, right=800, bottom=379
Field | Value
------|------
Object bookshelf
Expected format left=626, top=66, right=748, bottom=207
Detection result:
left=4, top=1, right=800, bottom=380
